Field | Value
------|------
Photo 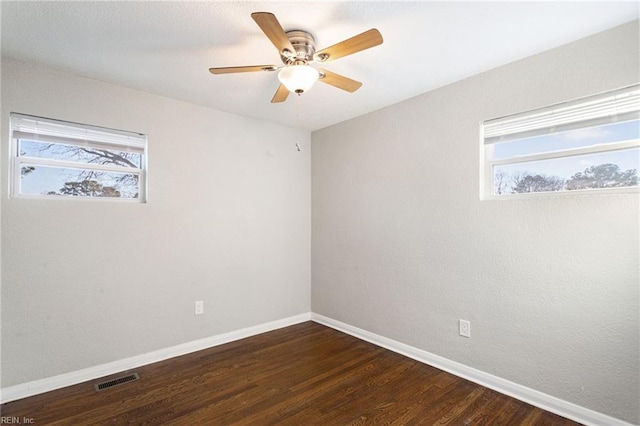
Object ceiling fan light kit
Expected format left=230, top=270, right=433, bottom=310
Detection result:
left=278, top=64, right=319, bottom=94
left=209, top=12, right=383, bottom=103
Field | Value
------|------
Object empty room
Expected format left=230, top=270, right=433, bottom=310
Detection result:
left=1, top=1, right=638, bottom=425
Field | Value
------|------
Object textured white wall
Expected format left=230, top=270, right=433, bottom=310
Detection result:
left=312, top=21, right=639, bottom=423
left=0, top=58, right=311, bottom=387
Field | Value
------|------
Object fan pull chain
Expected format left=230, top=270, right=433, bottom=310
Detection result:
left=295, top=94, right=302, bottom=152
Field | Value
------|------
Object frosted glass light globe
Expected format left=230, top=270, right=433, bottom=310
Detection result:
left=278, top=65, right=320, bottom=94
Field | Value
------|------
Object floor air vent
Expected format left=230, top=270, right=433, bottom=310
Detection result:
left=94, top=373, right=140, bottom=392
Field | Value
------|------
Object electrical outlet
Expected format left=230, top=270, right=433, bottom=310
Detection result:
left=195, top=301, right=204, bottom=315
left=459, top=319, right=470, bottom=338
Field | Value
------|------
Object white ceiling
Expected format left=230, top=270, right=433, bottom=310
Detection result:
left=1, top=1, right=638, bottom=131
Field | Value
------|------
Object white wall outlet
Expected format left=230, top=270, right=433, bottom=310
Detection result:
left=195, top=301, right=204, bottom=315
left=459, top=319, right=470, bottom=338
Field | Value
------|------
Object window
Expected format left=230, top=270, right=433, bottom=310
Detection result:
left=10, top=113, right=147, bottom=201
left=481, top=85, right=639, bottom=198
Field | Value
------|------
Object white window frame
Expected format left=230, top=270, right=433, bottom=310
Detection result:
left=10, top=113, right=148, bottom=202
left=480, top=85, right=640, bottom=199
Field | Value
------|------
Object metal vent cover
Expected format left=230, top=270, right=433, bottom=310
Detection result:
left=94, top=373, right=140, bottom=392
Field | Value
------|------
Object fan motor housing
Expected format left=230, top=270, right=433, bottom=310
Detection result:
left=282, top=30, right=316, bottom=64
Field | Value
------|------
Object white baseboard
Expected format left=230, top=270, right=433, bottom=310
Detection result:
left=311, top=313, right=634, bottom=426
left=0, top=312, right=312, bottom=404
left=2, top=312, right=634, bottom=426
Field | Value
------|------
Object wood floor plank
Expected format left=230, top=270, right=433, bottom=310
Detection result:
left=0, top=322, right=582, bottom=425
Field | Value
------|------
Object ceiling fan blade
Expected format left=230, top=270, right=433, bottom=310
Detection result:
left=271, top=84, right=290, bottom=103
left=209, top=65, right=277, bottom=75
left=314, top=29, right=383, bottom=62
left=318, top=69, right=362, bottom=93
left=251, top=12, right=296, bottom=56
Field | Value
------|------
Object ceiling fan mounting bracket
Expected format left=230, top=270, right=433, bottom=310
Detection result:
left=280, top=30, right=316, bottom=65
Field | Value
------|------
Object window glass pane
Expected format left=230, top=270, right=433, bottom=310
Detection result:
left=20, top=164, right=139, bottom=199
left=19, top=139, right=142, bottom=168
left=492, top=120, right=639, bottom=160
left=493, top=148, right=639, bottom=194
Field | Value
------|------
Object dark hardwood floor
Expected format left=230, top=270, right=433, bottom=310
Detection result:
left=1, top=322, right=581, bottom=425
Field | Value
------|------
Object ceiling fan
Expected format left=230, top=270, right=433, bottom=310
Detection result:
left=209, top=12, right=383, bottom=103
